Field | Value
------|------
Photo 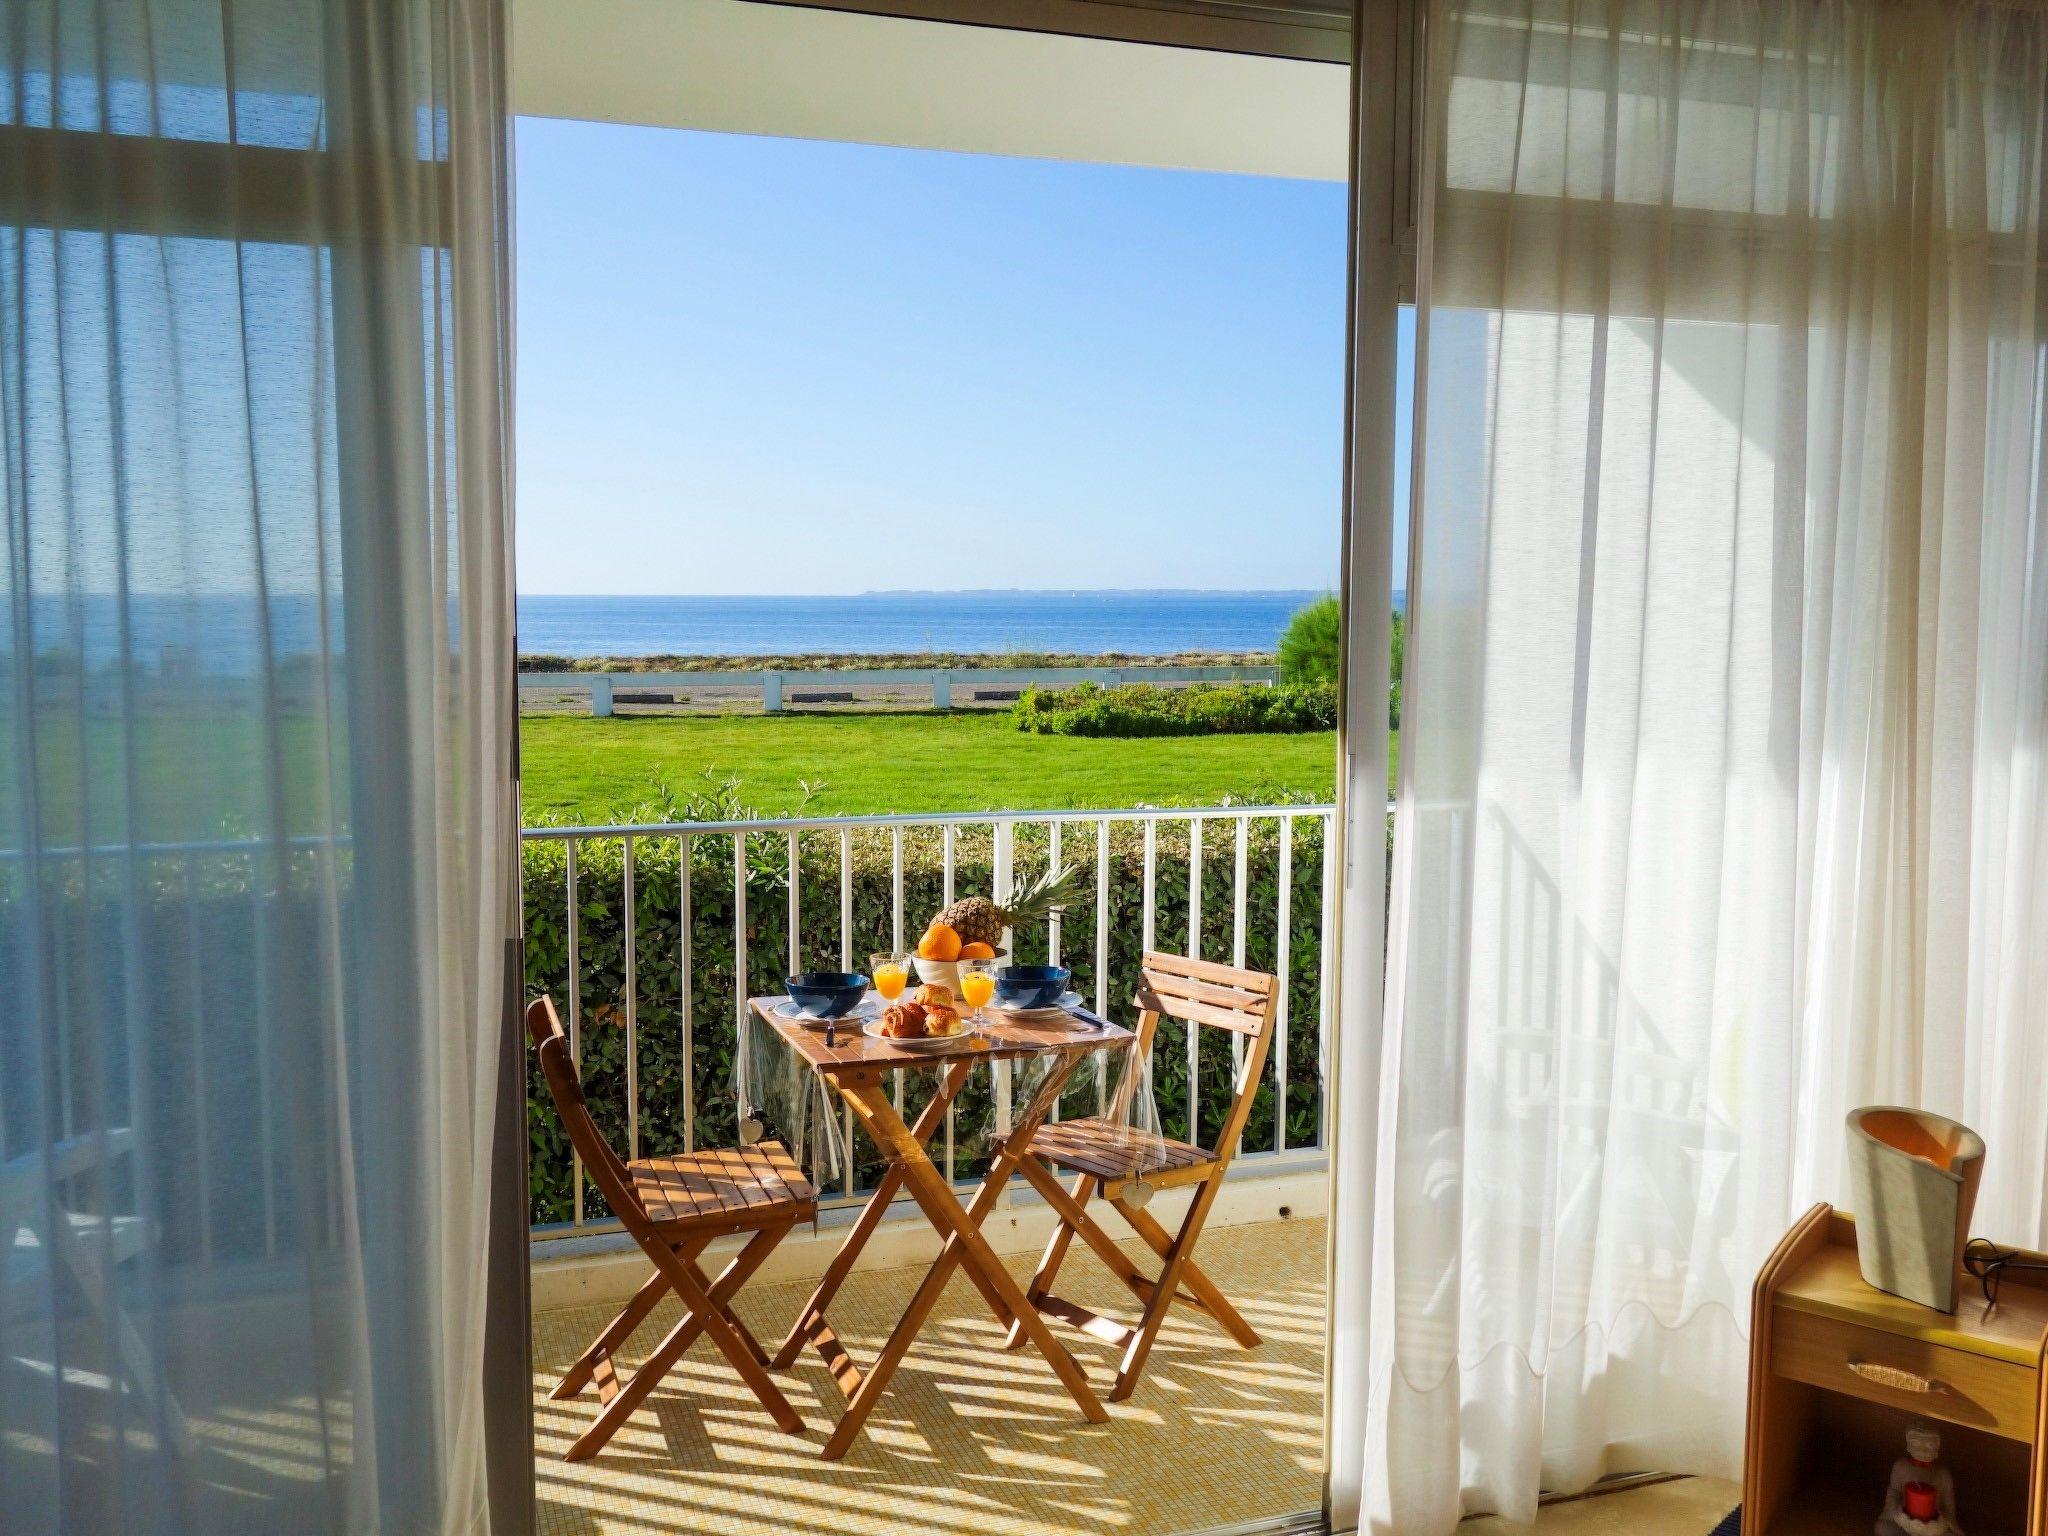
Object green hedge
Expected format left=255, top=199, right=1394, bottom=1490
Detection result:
left=521, top=817, right=1329, bottom=1226
left=1010, top=681, right=1339, bottom=738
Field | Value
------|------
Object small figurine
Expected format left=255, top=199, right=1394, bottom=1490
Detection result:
left=1875, top=1422, right=1962, bottom=1536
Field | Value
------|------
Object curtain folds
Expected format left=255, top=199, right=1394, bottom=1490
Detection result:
left=0, top=0, right=518, bottom=1532
left=1333, top=0, right=2048, bottom=1527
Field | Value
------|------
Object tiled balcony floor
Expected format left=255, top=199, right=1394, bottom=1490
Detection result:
left=531, top=1216, right=1329, bottom=1536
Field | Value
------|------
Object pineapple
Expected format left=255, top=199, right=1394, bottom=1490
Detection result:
left=937, top=862, right=1084, bottom=948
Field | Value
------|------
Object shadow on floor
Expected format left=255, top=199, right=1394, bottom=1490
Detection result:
left=531, top=1216, right=1328, bottom=1536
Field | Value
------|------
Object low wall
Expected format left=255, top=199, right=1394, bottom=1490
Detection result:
left=520, top=663, right=1281, bottom=715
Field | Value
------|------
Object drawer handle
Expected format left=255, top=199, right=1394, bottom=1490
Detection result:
left=1848, top=1360, right=1943, bottom=1394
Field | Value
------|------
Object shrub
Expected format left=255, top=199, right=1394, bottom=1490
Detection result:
left=1011, top=681, right=1337, bottom=738
left=1390, top=609, right=1404, bottom=728
left=1277, top=595, right=1341, bottom=685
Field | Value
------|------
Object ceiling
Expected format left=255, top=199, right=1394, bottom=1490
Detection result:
left=510, top=0, right=1349, bottom=182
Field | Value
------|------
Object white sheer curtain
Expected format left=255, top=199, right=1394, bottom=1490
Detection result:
left=1331, top=0, right=2048, bottom=1527
left=0, top=0, right=518, bottom=1532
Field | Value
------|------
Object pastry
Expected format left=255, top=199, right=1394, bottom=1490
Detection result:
left=879, top=1001, right=927, bottom=1039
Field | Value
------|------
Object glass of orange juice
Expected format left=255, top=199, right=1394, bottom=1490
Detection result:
left=871, top=951, right=910, bottom=1001
left=957, top=957, right=997, bottom=1019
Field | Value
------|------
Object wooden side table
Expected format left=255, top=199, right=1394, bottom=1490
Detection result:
left=1746, top=1204, right=2048, bottom=1535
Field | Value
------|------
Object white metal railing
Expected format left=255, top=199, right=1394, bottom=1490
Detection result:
left=0, top=806, right=1347, bottom=1266
left=522, top=803, right=1339, bottom=1241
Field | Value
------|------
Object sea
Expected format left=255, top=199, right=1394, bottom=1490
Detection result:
left=516, top=591, right=1334, bottom=659
left=8, top=590, right=1387, bottom=673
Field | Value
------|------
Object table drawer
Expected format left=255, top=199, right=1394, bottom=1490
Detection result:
left=1774, top=1308, right=2040, bottom=1442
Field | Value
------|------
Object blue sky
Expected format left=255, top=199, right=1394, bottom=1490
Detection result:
left=515, top=118, right=1407, bottom=595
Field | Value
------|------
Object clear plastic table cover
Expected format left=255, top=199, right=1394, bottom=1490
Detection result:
left=741, top=999, right=1172, bottom=1190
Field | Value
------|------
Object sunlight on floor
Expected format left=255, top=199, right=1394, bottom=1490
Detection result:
left=531, top=1216, right=1328, bottom=1536
left=1472, top=1478, right=1740, bottom=1536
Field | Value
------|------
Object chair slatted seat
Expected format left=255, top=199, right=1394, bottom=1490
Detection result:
left=528, top=997, right=820, bottom=1460
left=1004, top=952, right=1279, bottom=1403
left=1029, top=1120, right=1214, bottom=1191
left=632, top=1142, right=815, bottom=1229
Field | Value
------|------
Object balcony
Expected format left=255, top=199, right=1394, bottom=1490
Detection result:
left=523, top=802, right=1336, bottom=1534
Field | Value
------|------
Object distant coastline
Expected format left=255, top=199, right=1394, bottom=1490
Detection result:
left=516, top=589, right=1400, bottom=662
left=6, top=590, right=1400, bottom=677
left=516, top=648, right=1276, bottom=674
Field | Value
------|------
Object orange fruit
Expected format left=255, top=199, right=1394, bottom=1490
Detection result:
left=958, top=941, right=996, bottom=959
left=918, top=922, right=962, bottom=961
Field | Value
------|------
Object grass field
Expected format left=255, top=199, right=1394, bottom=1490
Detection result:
left=520, top=710, right=1350, bottom=822
left=2, top=707, right=1360, bottom=838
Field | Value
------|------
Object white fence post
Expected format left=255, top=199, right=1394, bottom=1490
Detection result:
left=932, top=670, right=952, bottom=709
left=763, top=671, right=783, bottom=712
left=589, top=675, right=613, bottom=717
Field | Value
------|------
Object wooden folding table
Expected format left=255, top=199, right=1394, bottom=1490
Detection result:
left=749, top=996, right=1133, bottom=1460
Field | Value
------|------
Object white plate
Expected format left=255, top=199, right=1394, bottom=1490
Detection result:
left=989, top=991, right=1089, bottom=1022
left=774, top=996, right=881, bottom=1029
left=862, top=1018, right=980, bottom=1052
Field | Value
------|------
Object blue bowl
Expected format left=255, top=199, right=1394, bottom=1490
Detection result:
left=995, top=964, right=1070, bottom=1011
left=786, top=972, right=869, bottom=1018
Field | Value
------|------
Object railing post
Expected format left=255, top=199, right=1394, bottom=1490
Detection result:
left=890, top=826, right=905, bottom=954
left=993, top=819, right=1016, bottom=1206
left=1141, top=819, right=1157, bottom=956
left=1319, top=811, right=1337, bottom=1149
left=1230, top=816, right=1249, bottom=1081
left=679, top=832, right=695, bottom=1153
left=1046, top=820, right=1062, bottom=968
left=734, top=832, right=749, bottom=1117
left=1094, top=817, right=1111, bottom=1096
left=1275, top=817, right=1293, bottom=1155
left=763, top=671, right=783, bottom=713
left=1187, top=816, right=1202, bottom=1141
left=994, top=820, right=1014, bottom=949
left=590, top=674, right=613, bottom=718
left=787, top=832, right=801, bottom=976
left=566, top=840, right=584, bottom=1228
left=624, top=835, right=639, bottom=1161
left=839, top=827, right=853, bottom=971
left=932, top=670, right=952, bottom=710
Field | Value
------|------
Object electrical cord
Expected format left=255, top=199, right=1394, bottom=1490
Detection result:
left=1962, top=1237, right=2048, bottom=1307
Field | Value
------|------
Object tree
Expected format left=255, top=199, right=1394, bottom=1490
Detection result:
left=1276, top=595, right=1405, bottom=726
left=1277, top=594, right=1340, bottom=686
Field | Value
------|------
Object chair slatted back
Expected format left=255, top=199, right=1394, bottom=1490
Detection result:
left=1131, top=952, right=1279, bottom=1164
left=528, top=996, right=650, bottom=1236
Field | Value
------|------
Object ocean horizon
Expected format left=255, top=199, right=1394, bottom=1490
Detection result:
left=516, top=590, right=1355, bottom=659
left=6, top=590, right=1406, bottom=673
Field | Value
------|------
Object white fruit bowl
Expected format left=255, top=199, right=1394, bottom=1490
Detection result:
left=913, top=951, right=1009, bottom=998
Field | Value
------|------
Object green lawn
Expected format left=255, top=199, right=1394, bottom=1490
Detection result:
left=520, top=710, right=1352, bottom=822
left=1, top=706, right=1367, bottom=836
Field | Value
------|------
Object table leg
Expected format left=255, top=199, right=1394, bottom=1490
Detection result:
left=771, top=1058, right=978, bottom=1371
left=821, top=1053, right=1105, bottom=1461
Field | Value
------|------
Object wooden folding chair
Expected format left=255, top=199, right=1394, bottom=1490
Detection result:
left=1004, top=952, right=1277, bottom=1401
left=527, top=996, right=816, bottom=1459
